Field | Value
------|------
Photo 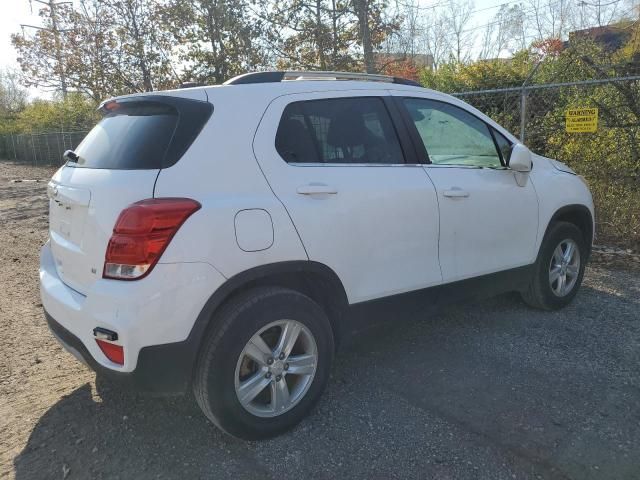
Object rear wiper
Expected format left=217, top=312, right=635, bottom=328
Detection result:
left=63, top=149, right=79, bottom=163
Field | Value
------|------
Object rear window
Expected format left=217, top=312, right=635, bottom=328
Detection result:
left=71, top=97, right=213, bottom=170
left=73, top=103, right=177, bottom=169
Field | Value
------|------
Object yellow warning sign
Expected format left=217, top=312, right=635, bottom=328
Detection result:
left=566, top=107, right=598, bottom=133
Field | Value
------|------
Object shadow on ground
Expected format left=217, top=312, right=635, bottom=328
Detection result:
left=13, top=270, right=640, bottom=480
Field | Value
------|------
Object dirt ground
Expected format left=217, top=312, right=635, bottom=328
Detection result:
left=1, top=161, right=639, bottom=480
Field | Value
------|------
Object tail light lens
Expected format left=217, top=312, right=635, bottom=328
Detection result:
left=103, top=198, right=201, bottom=280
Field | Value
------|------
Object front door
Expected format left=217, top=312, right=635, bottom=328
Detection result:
left=397, top=96, right=539, bottom=283
left=253, top=90, right=442, bottom=304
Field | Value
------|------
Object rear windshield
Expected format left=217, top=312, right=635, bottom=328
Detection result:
left=73, top=102, right=178, bottom=169
left=70, top=96, right=213, bottom=170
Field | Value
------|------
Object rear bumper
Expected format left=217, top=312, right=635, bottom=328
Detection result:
left=39, top=240, right=226, bottom=394
left=45, top=309, right=196, bottom=394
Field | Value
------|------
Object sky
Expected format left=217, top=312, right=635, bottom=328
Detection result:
left=1, top=1, right=36, bottom=66
left=0, top=0, right=45, bottom=97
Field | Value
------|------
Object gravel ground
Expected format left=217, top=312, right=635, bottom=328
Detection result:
left=1, top=161, right=639, bottom=480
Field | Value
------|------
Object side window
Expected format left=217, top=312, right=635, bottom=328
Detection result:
left=275, top=97, right=405, bottom=165
left=275, top=103, right=319, bottom=163
left=492, top=128, right=513, bottom=165
left=403, top=98, right=502, bottom=168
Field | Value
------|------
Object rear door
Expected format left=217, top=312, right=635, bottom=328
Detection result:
left=47, top=93, right=212, bottom=294
left=253, top=90, right=442, bottom=304
left=395, top=95, right=539, bottom=283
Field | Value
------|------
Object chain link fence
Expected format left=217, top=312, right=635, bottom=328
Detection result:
left=451, top=76, right=640, bottom=153
left=451, top=76, right=640, bottom=248
left=0, top=131, right=89, bottom=166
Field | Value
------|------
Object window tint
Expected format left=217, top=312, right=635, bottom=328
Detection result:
left=275, top=103, right=318, bottom=163
left=73, top=102, right=178, bottom=169
left=276, top=97, right=405, bottom=164
left=492, top=128, right=513, bottom=164
left=403, top=98, right=502, bottom=168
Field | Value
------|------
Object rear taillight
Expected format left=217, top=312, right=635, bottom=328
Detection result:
left=103, top=198, right=201, bottom=280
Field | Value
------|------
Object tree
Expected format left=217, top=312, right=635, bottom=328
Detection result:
left=263, top=0, right=360, bottom=71
left=351, top=0, right=398, bottom=72
left=0, top=69, right=27, bottom=115
left=14, top=93, right=99, bottom=133
left=380, top=58, right=420, bottom=81
left=11, top=1, right=75, bottom=97
left=105, top=0, right=176, bottom=92
left=352, top=0, right=374, bottom=71
left=424, top=12, right=449, bottom=70
left=478, top=4, right=528, bottom=60
left=526, top=0, right=580, bottom=40
left=12, top=0, right=176, bottom=99
left=162, top=0, right=266, bottom=85
left=381, top=0, right=436, bottom=62
left=443, top=0, right=475, bottom=63
left=263, top=0, right=397, bottom=73
left=0, top=69, right=28, bottom=134
left=59, top=0, right=121, bottom=101
left=383, top=0, right=421, bottom=57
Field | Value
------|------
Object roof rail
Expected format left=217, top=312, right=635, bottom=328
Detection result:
left=223, top=71, right=422, bottom=87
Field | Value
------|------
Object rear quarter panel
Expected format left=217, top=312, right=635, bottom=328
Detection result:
left=153, top=87, right=308, bottom=278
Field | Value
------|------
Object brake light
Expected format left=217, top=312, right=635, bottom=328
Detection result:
left=103, top=100, right=121, bottom=112
left=103, top=198, right=201, bottom=280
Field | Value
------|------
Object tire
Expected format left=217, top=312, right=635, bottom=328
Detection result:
left=521, top=221, right=587, bottom=310
left=193, top=286, right=334, bottom=440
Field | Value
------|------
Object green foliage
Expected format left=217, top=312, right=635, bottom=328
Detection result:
left=263, top=0, right=398, bottom=72
left=13, top=93, right=99, bottom=133
left=420, top=50, right=536, bottom=92
left=10, top=0, right=401, bottom=94
left=541, top=82, right=640, bottom=249
left=265, top=0, right=360, bottom=71
left=161, top=0, right=267, bottom=85
left=12, top=0, right=177, bottom=99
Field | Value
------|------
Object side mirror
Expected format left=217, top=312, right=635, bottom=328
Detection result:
left=509, top=144, right=532, bottom=172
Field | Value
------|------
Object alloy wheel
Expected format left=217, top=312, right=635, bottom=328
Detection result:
left=549, top=238, right=581, bottom=297
left=234, top=319, right=318, bottom=418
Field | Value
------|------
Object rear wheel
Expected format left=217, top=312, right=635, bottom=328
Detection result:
left=521, top=221, right=587, bottom=310
left=193, top=287, right=334, bottom=440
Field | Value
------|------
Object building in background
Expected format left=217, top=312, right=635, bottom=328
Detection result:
left=569, top=23, right=632, bottom=51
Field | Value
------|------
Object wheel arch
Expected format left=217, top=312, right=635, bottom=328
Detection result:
left=186, top=261, right=349, bottom=374
left=544, top=204, right=594, bottom=256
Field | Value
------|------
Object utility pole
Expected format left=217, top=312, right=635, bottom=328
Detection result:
left=21, top=0, right=72, bottom=98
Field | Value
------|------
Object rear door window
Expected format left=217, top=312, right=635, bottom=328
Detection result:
left=275, top=97, right=405, bottom=165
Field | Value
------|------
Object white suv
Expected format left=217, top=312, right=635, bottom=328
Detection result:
left=40, top=71, right=594, bottom=439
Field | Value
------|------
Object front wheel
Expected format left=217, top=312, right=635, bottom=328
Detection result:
left=521, top=221, right=587, bottom=310
left=193, top=287, right=334, bottom=440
